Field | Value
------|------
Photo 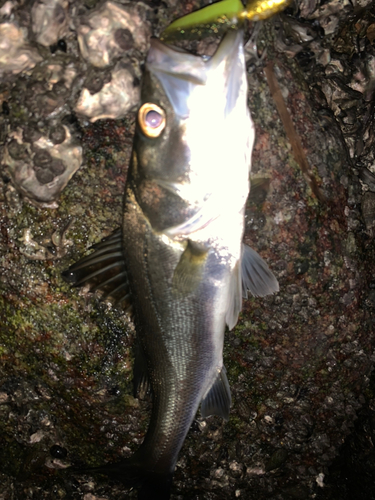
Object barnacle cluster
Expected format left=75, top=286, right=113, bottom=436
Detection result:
left=272, top=5, right=375, bottom=236
left=0, top=0, right=150, bottom=205
left=3, top=125, right=82, bottom=206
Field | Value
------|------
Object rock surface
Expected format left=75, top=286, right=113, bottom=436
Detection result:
left=0, top=1, right=375, bottom=499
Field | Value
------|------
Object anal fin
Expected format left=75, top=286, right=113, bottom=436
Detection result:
left=62, top=229, right=131, bottom=310
left=201, top=366, right=231, bottom=421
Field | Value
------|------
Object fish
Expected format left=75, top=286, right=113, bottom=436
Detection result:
left=63, top=29, right=279, bottom=499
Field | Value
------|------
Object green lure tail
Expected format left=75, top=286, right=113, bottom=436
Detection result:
left=161, top=0, right=293, bottom=40
left=162, top=0, right=243, bottom=39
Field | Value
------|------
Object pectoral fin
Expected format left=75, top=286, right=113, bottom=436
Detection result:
left=172, top=240, right=208, bottom=295
left=201, top=366, right=231, bottom=421
left=226, top=244, right=279, bottom=329
left=62, top=229, right=131, bottom=310
left=242, top=243, right=279, bottom=298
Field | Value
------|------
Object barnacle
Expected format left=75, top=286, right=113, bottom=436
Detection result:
left=0, top=1, right=152, bottom=205
left=31, top=0, right=69, bottom=47
left=76, top=1, right=150, bottom=68
left=75, top=61, right=141, bottom=121
left=3, top=126, right=82, bottom=207
left=0, top=22, right=42, bottom=76
left=18, top=219, right=74, bottom=260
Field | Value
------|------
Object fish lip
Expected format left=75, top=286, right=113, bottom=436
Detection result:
left=145, top=30, right=245, bottom=119
left=146, top=37, right=207, bottom=86
left=146, top=29, right=244, bottom=81
left=207, top=28, right=244, bottom=69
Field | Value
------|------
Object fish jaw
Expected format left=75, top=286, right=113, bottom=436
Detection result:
left=135, top=29, right=254, bottom=238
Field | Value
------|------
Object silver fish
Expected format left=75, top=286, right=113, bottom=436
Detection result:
left=64, top=30, right=278, bottom=499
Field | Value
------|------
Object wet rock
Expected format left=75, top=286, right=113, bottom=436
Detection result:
left=75, top=60, right=141, bottom=121
left=361, top=192, right=375, bottom=233
left=31, top=0, right=69, bottom=47
left=114, top=27, right=134, bottom=51
left=52, top=39, right=67, bottom=53
left=36, top=91, right=65, bottom=116
left=23, top=126, right=42, bottom=144
left=0, top=22, right=42, bottom=76
left=0, top=1, right=153, bottom=206
left=49, top=444, right=67, bottom=459
left=7, top=139, right=28, bottom=160
left=0, top=1, right=375, bottom=499
left=83, top=67, right=112, bottom=95
left=35, top=168, right=54, bottom=185
left=50, top=158, right=66, bottom=175
left=3, top=126, right=82, bottom=206
left=2, top=100, right=10, bottom=115
left=265, top=448, right=289, bottom=472
left=49, top=125, right=66, bottom=145
left=33, top=148, right=52, bottom=168
left=0, top=2, right=14, bottom=17
left=359, top=167, right=375, bottom=192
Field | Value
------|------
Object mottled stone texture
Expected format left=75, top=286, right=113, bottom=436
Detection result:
left=1, top=1, right=375, bottom=499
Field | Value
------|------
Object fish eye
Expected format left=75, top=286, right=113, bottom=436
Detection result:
left=138, top=103, right=166, bottom=138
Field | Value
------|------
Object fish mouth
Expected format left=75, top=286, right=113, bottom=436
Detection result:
left=146, top=30, right=245, bottom=118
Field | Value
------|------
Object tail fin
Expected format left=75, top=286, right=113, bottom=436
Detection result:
left=70, top=460, right=173, bottom=500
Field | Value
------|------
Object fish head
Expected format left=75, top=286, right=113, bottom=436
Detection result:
left=132, top=29, right=254, bottom=236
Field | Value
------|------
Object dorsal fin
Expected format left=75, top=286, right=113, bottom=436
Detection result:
left=62, top=229, right=131, bottom=310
